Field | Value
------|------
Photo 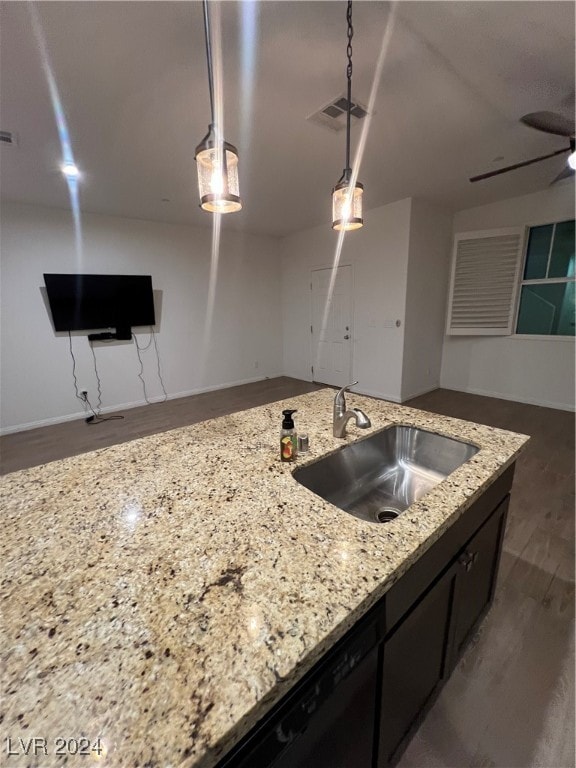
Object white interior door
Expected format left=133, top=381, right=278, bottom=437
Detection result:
left=311, top=266, right=353, bottom=387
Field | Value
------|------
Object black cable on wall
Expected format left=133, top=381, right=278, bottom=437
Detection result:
left=68, top=327, right=167, bottom=426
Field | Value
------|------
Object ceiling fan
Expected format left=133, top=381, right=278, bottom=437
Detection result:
left=470, top=111, right=576, bottom=184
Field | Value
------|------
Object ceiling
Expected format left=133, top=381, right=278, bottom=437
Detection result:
left=0, top=1, right=574, bottom=238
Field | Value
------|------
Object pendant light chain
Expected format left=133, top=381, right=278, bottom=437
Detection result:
left=202, top=0, right=215, bottom=125
left=345, top=0, right=353, bottom=173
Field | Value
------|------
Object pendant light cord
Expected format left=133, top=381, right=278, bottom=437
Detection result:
left=345, top=0, right=354, bottom=175
left=202, top=0, right=215, bottom=125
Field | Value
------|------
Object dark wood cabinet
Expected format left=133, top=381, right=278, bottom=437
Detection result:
left=448, top=496, right=508, bottom=668
left=217, top=466, right=515, bottom=768
left=377, top=492, right=510, bottom=767
left=378, top=565, right=457, bottom=766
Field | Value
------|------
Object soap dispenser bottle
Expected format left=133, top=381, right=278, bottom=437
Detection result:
left=280, top=409, right=298, bottom=462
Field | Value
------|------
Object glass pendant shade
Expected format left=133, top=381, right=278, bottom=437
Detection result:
left=331, top=1, right=364, bottom=232
left=195, top=128, right=242, bottom=213
left=332, top=179, right=364, bottom=231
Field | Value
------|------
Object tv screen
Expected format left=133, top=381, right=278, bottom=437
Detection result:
left=44, top=273, right=156, bottom=333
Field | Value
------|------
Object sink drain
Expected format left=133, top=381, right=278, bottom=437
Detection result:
left=375, top=507, right=401, bottom=523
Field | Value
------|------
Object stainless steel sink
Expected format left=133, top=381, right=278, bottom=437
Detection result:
left=293, top=425, right=479, bottom=524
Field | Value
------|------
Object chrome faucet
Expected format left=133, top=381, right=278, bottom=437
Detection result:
left=333, top=381, right=371, bottom=438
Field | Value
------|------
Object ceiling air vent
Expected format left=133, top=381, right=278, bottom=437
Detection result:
left=0, top=130, right=17, bottom=147
left=307, top=96, right=369, bottom=133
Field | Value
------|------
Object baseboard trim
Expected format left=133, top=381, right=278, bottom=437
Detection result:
left=440, top=385, right=575, bottom=413
left=352, top=387, right=403, bottom=404
left=1, top=409, right=89, bottom=436
left=0, top=374, right=281, bottom=436
left=400, top=384, right=440, bottom=403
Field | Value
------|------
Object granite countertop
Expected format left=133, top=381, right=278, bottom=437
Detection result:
left=0, top=389, right=528, bottom=767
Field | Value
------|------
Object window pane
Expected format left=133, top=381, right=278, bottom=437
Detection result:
left=517, top=282, right=575, bottom=335
left=524, top=224, right=553, bottom=279
left=548, top=219, right=575, bottom=278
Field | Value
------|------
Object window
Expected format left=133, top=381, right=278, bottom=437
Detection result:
left=446, top=220, right=575, bottom=338
left=516, top=220, right=575, bottom=336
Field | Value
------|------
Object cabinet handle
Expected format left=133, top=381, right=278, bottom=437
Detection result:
left=458, top=552, right=474, bottom=572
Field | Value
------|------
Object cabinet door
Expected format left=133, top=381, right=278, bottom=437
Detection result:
left=449, top=496, right=509, bottom=665
left=377, top=566, right=457, bottom=767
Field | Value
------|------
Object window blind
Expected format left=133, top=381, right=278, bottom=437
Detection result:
left=446, top=228, right=526, bottom=335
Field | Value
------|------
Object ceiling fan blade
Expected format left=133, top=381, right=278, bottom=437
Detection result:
left=520, top=111, right=575, bottom=137
left=551, top=165, right=575, bottom=185
left=470, top=148, right=569, bottom=182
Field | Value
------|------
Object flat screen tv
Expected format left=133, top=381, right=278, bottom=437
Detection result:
left=44, top=273, right=156, bottom=335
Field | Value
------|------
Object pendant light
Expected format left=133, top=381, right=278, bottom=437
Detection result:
left=195, top=0, right=241, bottom=213
left=332, top=0, right=363, bottom=231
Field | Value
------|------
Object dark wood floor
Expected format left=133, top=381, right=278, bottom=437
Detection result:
left=0, top=376, right=323, bottom=475
left=1, top=379, right=574, bottom=767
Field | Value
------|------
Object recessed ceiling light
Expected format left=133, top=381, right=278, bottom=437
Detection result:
left=61, top=162, right=80, bottom=179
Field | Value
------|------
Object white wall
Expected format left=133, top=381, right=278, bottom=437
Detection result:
left=5, top=181, right=572, bottom=434
left=402, top=199, right=453, bottom=401
left=441, top=183, right=576, bottom=411
left=280, top=198, right=412, bottom=402
left=0, top=202, right=283, bottom=433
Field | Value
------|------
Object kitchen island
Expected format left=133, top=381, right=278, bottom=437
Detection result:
left=0, top=388, right=528, bottom=767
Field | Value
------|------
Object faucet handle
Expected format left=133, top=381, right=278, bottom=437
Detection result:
left=335, top=381, right=359, bottom=408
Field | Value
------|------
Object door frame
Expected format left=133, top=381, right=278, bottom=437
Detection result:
left=309, top=263, right=354, bottom=386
